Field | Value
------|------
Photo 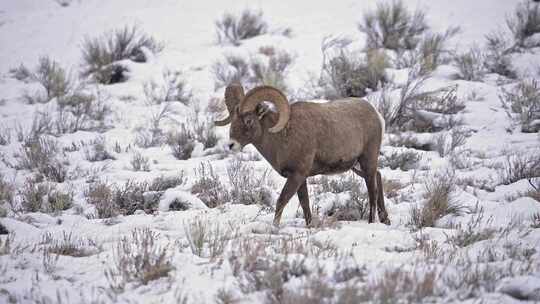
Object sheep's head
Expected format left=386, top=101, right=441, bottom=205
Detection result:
left=214, top=84, right=290, bottom=151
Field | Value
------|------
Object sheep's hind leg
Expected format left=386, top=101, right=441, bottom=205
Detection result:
left=356, top=158, right=378, bottom=224
left=376, top=170, right=391, bottom=225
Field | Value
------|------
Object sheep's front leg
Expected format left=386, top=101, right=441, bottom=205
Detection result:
left=273, top=174, right=306, bottom=226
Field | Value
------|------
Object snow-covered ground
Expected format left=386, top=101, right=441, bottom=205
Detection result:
left=0, top=0, right=539, bottom=303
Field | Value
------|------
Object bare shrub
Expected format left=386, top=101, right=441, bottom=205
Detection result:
left=19, top=56, right=72, bottom=103
left=500, top=79, right=540, bottom=133
left=20, top=179, right=73, bottom=213
left=167, top=124, right=196, bottom=160
left=359, top=268, right=437, bottom=303
left=113, top=180, right=159, bottom=215
left=484, top=31, right=517, bottom=78
left=84, top=136, right=115, bottom=162
left=108, top=228, right=173, bottom=286
left=183, top=217, right=233, bottom=260
left=531, top=212, right=540, bottom=228
left=0, top=126, right=11, bottom=146
left=320, top=47, right=389, bottom=98
left=382, top=178, right=404, bottom=199
left=414, top=28, right=460, bottom=74
left=0, top=174, right=14, bottom=210
left=384, top=72, right=463, bottom=132
left=143, top=69, right=192, bottom=105
left=81, top=25, right=163, bottom=84
left=326, top=183, right=369, bottom=221
left=215, top=288, right=240, bottom=304
left=148, top=173, right=186, bottom=192
left=249, top=46, right=295, bottom=92
left=358, top=0, right=428, bottom=50
left=212, top=54, right=250, bottom=90
left=130, top=151, right=150, bottom=172
left=192, top=118, right=219, bottom=149
left=379, top=149, right=421, bottom=171
left=9, top=63, right=32, bottom=81
left=17, top=137, right=68, bottom=182
left=454, top=46, right=486, bottom=81
left=55, top=86, right=111, bottom=134
left=191, top=162, right=229, bottom=208
left=212, top=47, right=295, bottom=91
left=409, top=170, right=465, bottom=229
left=445, top=209, right=496, bottom=248
left=507, top=1, right=540, bottom=48
left=387, top=132, right=431, bottom=151
left=226, top=157, right=273, bottom=207
left=43, top=231, right=100, bottom=257
left=215, top=9, right=269, bottom=46
left=434, top=129, right=468, bottom=157
left=499, top=151, right=540, bottom=185
left=85, top=181, right=117, bottom=218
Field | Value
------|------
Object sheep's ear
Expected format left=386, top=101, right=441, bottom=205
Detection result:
left=256, top=103, right=270, bottom=119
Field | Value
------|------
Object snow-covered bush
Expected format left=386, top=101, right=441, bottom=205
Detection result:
left=381, top=72, right=463, bottom=132
left=81, top=25, right=163, bottom=84
left=484, top=31, right=517, bottom=78
left=358, top=0, right=428, bottom=51
left=192, top=118, right=219, bottom=149
left=83, top=137, right=115, bottom=162
left=167, top=124, right=196, bottom=160
left=183, top=217, right=232, bottom=260
left=20, top=179, right=73, bottom=213
left=249, top=46, right=295, bottom=92
left=409, top=171, right=465, bottom=229
left=454, top=46, right=486, bottom=81
left=326, top=185, right=369, bottom=221
left=212, top=46, right=295, bottom=91
left=143, top=69, right=192, bottom=105
left=507, top=1, right=540, bottom=48
left=0, top=126, right=11, bottom=146
left=320, top=47, right=389, bottom=98
left=191, top=162, right=230, bottom=208
left=445, top=209, right=496, bottom=248
left=0, top=174, right=14, bottom=216
left=17, top=56, right=72, bottom=104
left=433, top=129, right=468, bottom=157
left=130, top=151, right=150, bottom=172
left=107, top=228, right=173, bottom=287
left=212, top=54, right=249, bottom=90
left=215, top=9, right=269, bottom=46
left=500, top=79, right=540, bottom=133
left=406, top=27, right=460, bottom=75
left=85, top=181, right=116, bottom=218
left=43, top=231, right=100, bottom=257
left=226, top=157, right=273, bottom=207
left=379, top=149, right=421, bottom=171
left=17, top=137, right=69, bottom=182
left=499, top=151, right=540, bottom=185
left=55, top=87, right=111, bottom=134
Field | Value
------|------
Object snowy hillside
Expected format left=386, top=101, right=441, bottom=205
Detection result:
left=0, top=0, right=539, bottom=303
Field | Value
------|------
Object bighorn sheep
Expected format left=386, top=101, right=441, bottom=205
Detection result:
left=215, top=84, right=390, bottom=226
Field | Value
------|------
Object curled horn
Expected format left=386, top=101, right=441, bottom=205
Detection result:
left=240, top=86, right=290, bottom=133
left=214, top=115, right=231, bottom=126
left=214, top=84, right=245, bottom=126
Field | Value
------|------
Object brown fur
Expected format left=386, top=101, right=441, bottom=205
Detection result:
left=220, top=85, right=390, bottom=226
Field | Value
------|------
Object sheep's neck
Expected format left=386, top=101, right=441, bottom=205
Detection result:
left=252, top=112, right=282, bottom=170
